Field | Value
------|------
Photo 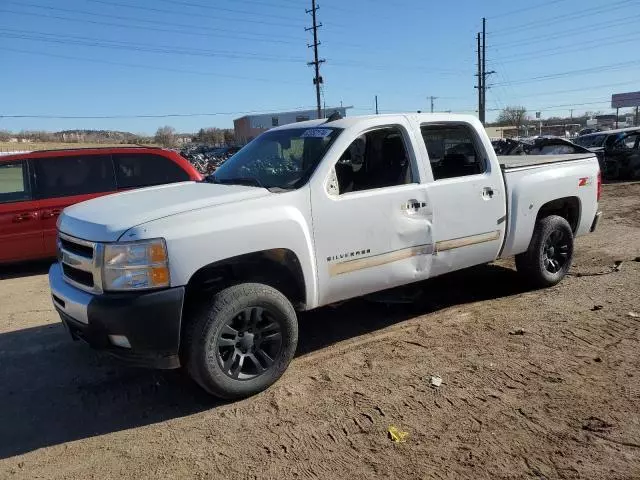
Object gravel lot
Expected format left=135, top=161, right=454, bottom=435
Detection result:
left=1, top=183, right=639, bottom=480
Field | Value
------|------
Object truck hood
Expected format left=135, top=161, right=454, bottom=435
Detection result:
left=58, top=181, right=271, bottom=242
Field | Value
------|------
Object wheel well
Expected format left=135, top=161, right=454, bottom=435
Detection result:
left=536, top=197, right=580, bottom=233
left=184, top=249, right=307, bottom=311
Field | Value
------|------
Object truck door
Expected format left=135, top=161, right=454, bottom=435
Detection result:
left=417, top=121, right=506, bottom=276
left=310, top=121, right=434, bottom=306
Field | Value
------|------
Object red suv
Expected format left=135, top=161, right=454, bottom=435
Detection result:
left=0, top=147, right=202, bottom=264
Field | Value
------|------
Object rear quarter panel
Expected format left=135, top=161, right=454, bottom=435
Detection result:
left=501, top=158, right=600, bottom=257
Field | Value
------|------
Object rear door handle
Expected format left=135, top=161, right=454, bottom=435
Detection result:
left=482, top=187, right=495, bottom=199
left=42, top=209, right=62, bottom=219
left=13, top=212, right=37, bottom=223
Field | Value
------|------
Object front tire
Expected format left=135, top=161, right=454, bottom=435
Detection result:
left=515, top=215, right=574, bottom=288
left=184, top=283, right=298, bottom=399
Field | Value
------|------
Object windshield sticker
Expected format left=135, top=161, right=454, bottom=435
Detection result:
left=301, top=128, right=333, bottom=138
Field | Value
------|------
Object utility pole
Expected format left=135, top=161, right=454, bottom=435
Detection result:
left=375, top=95, right=379, bottom=114
left=482, top=18, right=486, bottom=124
left=478, top=18, right=495, bottom=125
left=306, top=0, right=325, bottom=119
left=428, top=96, right=438, bottom=113
left=476, top=32, right=482, bottom=122
left=636, top=106, right=639, bottom=127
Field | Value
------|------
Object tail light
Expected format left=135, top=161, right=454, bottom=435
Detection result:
left=597, top=170, right=602, bottom=201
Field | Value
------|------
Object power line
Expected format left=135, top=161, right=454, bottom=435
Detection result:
left=492, top=60, right=640, bottom=87
left=489, top=0, right=571, bottom=19
left=489, top=32, right=640, bottom=64
left=490, top=0, right=637, bottom=36
left=3, top=47, right=308, bottom=85
left=84, top=0, right=303, bottom=22
left=515, top=80, right=640, bottom=99
left=491, top=14, right=640, bottom=49
left=4, top=1, right=303, bottom=30
left=0, top=8, right=305, bottom=44
left=0, top=30, right=306, bottom=63
left=0, top=107, right=319, bottom=120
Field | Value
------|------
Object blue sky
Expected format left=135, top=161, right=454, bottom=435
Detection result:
left=1, top=0, right=639, bottom=134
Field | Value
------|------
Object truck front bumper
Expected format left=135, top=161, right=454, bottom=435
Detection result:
left=49, top=263, right=184, bottom=369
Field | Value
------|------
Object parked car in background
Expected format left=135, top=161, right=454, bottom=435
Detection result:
left=574, top=128, right=640, bottom=179
left=492, top=136, right=590, bottom=156
left=0, top=147, right=202, bottom=264
left=578, top=127, right=602, bottom=137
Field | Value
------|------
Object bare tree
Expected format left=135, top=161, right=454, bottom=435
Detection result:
left=155, top=126, right=177, bottom=147
left=496, top=106, right=528, bottom=135
left=223, top=129, right=235, bottom=145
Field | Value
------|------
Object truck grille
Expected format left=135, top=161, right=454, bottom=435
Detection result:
left=58, top=232, right=103, bottom=293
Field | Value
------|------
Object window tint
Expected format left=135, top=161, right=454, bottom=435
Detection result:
left=0, top=161, right=31, bottom=204
left=113, top=153, right=189, bottom=188
left=332, top=127, right=414, bottom=195
left=420, top=124, right=485, bottom=180
left=34, top=155, right=116, bottom=199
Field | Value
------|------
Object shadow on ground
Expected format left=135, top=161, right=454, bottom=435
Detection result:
left=0, top=264, right=530, bottom=459
left=0, top=260, right=54, bottom=281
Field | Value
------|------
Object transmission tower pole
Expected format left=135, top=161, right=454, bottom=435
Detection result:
left=306, top=0, right=325, bottom=119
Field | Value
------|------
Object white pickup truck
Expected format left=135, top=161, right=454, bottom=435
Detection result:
left=49, top=114, right=602, bottom=399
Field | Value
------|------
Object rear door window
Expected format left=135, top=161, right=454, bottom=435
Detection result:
left=420, top=124, right=486, bottom=180
left=0, top=161, right=31, bottom=203
left=113, top=153, right=189, bottom=188
left=34, top=155, right=116, bottom=199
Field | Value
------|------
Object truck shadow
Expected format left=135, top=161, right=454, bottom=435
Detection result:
left=0, top=263, right=528, bottom=459
left=0, top=259, right=54, bottom=280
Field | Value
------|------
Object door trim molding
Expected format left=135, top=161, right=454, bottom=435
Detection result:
left=327, top=230, right=502, bottom=277
left=435, top=230, right=501, bottom=252
left=329, top=244, right=433, bottom=277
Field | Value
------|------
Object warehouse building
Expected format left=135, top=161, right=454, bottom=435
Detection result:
left=234, top=106, right=351, bottom=144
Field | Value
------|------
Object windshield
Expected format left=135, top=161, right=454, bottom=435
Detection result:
left=210, top=127, right=342, bottom=190
left=574, top=134, right=607, bottom=148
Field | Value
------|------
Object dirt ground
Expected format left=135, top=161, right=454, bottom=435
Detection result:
left=1, top=183, right=639, bottom=480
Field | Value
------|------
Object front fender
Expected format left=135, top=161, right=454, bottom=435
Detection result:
left=120, top=189, right=319, bottom=309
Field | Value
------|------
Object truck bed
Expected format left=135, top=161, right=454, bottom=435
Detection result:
left=500, top=153, right=595, bottom=170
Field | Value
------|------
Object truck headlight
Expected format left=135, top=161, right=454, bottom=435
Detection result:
left=102, top=239, right=170, bottom=291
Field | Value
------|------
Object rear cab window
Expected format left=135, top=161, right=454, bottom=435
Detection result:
left=420, top=124, right=486, bottom=180
left=0, top=161, right=31, bottom=203
left=113, top=153, right=190, bottom=188
left=34, top=155, right=116, bottom=199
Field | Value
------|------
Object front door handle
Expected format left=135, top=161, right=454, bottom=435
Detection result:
left=13, top=212, right=37, bottom=223
left=482, top=187, right=495, bottom=199
left=42, top=209, right=62, bottom=219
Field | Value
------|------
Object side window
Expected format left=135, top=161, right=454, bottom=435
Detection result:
left=332, top=127, right=414, bottom=195
left=420, top=124, right=486, bottom=180
left=34, top=155, right=116, bottom=199
left=0, top=161, right=31, bottom=204
left=113, top=154, right=190, bottom=189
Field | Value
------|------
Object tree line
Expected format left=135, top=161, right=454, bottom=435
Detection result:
left=0, top=127, right=237, bottom=148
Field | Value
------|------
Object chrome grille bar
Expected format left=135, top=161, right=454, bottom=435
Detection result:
left=58, top=232, right=103, bottom=294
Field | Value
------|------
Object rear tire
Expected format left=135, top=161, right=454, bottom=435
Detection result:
left=515, top=215, right=574, bottom=288
left=183, top=283, right=298, bottom=399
